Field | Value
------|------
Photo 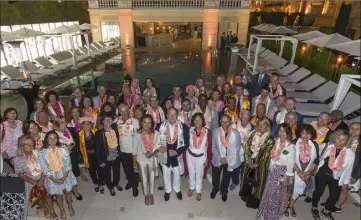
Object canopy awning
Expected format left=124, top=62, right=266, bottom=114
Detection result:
left=48, top=25, right=76, bottom=34
left=267, top=26, right=298, bottom=34
left=303, top=33, right=352, bottom=48
left=11, top=28, right=46, bottom=37
left=292, top=30, right=327, bottom=41
left=79, top=23, right=98, bottom=30
left=328, top=40, right=361, bottom=57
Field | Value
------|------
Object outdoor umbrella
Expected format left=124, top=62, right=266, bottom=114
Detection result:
left=1, top=31, right=23, bottom=65
left=267, top=26, right=298, bottom=35
left=79, top=23, right=98, bottom=30
left=328, top=40, right=360, bottom=57
left=251, top=23, right=268, bottom=31
left=292, top=30, right=326, bottom=41
left=304, top=33, right=352, bottom=64
left=67, top=24, right=91, bottom=57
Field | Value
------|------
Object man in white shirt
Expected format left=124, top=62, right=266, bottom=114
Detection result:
left=115, top=104, right=140, bottom=197
left=146, top=96, right=166, bottom=126
left=93, top=84, right=107, bottom=108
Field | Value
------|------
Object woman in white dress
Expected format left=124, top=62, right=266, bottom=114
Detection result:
left=132, top=114, right=160, bottom=205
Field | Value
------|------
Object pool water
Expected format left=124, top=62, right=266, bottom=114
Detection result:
left=58, top=52, right=203, bottom=100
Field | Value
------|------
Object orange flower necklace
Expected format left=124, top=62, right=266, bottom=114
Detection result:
left=271, top=141, right=287, bottom=161
left=351, top=139, right=359, bottom=152
left=150, top=108, right=160, bottom=124
left=192, top=128, right=206, bottom=149
left=26, top=152, right=42, bottom=177
left=224, top=108, right=238, bottom=123
left=219, top=128, right=232, bottom=148
left=141, top=133, right=155, bottom=152
left=166, top=122, right=178, bottom=144
left=299, top=142, right=311, bottom=164
left=328, top=145, right=346, bottom=171
left=47, top=147, right=63, bottom=172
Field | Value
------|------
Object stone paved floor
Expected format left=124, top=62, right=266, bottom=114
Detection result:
left=24, top=168, right=360, bottom=220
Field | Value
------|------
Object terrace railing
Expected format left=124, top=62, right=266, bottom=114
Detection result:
left=89, top=0, right=250, bottom=9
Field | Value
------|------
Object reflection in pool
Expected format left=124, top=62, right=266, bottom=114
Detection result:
left=57, top=52, right=204, bottom=100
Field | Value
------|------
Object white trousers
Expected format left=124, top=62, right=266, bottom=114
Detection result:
left=186, top=152, right=205, bottom=193
left=139, top=162, right=155, bottom=195
left=161, top=164, right=181, bottom=193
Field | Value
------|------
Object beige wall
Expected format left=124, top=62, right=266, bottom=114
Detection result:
left=88, top=8, right=251, bottom=50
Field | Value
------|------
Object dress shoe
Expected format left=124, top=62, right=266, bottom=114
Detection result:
left=311, top=208, right=321, bottom=220
left=125, top=182, right=132, bottom=190
left=133, top=188, right=139, bottom=197
left=114, top=185, right=123, bottom=191
left=110, top=189, right=116, bottom=196
left=164, top=193, right=170, bottom=201
left=304, top=196, right=313, bottom=203
left=176, top=192, right=182, bottom=200
left=72, top=191, right=83, bottom=201
left=144, top=195, right=149, bottom=206
left=221, top=194, right=227, bottom=202
left=320, top=209, right=335, bottom=220
left=149, top=195, right=154, bottom=205
left=210, top=190, right=218, bottom=199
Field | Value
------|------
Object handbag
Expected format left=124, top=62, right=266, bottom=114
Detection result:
left=243, top=169, right=258, bottom=188
left=30, top=185, right=47, bottom=207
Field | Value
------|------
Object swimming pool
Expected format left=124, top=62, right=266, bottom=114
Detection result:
left=57, top=51, right=203, bottom=100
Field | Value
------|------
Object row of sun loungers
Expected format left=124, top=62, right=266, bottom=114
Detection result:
left=239, top=43, right=361, bottom=123
left=1, top=38, right=120, bottom=89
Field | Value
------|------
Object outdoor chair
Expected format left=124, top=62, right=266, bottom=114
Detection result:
left=286, top=81, right=338, bottom=102
left=278, top=67, right=311, bottom=83
left=296, top=92, right=360, bottom=117
left=281, top=74, right=327, bottom=92
left=278, top=63, right=298, bottom=76
left=1, top=65, right=48, bottom=83
left=22, top=61, right=62, bottom=77
left=34, top=56, right=72, bottom=70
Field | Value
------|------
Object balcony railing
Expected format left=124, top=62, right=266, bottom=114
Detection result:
left=132, top=0, right=204, bottom=9
left=89, top=0, right=250, bottom=9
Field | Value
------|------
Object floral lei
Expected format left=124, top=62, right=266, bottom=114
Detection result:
left=299, top=142, right=311, bottom=164
left=269, top=84, right=283, bottom=99
left=328, top=145, right=346, bottom=171
left=150, top=107, right=160, bottom=124
left=219, top=128, right=232, bottom=148
left=182, top=111, right=189, bottom=127
left=351, top=139, right=359, bottom=152
left=117, top=118, right=133, bottom=137
left=271, top=140, right=287, bottom=162
left=26, top=152, right=42, bottom=177
left=192, top=127, right=206, bottom=149
left=166, top=122, right=178, bottom=144
left=141, top=133, right=155, bottom=152
left=224, top=108, right=238, bottom=123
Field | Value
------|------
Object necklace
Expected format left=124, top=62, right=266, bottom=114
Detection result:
left=328, top=145, right=346, bottom=171
left=219, top=128, right=232, bottom=148
left=166, top=122, right=178, bottom=144
left=141, top=133, right=155, bottom=152
left=271, top=140, right=287, bottom=161
left=192, top=127, right=206, bottom=149
left=299, top=142, right=311, bottom=164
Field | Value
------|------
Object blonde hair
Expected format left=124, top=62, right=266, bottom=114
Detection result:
left=256, top=118, right=271, bottom=134
left=330, top=129, right=351, bottom=148
left=17, top=135, right=36, bottom=157
left=52, top=116, right=66, bottom=131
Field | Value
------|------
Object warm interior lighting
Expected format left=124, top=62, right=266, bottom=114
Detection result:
left=322, top=0, right=330, bottom=15
left=302, top=45, right=307, bottom=51
left=337, top=56, right=343, bottom=64
left=150, top=27, right=153, bottom=30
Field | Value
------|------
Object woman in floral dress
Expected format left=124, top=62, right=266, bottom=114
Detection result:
left=13, top=136, right=56, bottom=219
left=38, top=131, right=77, bottom=219
left=257, top=123, right=295, bottom=220
left=22, top=120, right=44, bottom=149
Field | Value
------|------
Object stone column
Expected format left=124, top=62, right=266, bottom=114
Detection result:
left=118, top=9, right=134, bottom=49
left=237, top=9, right=251, bottom=46
left=88, top=10, right=102, bottom=42
left=227, top=44, right=242, bottom=79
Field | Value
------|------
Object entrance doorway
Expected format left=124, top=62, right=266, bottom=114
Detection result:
left=217, top=23, right=239, bottom=47
left=134, top=22, right=202, bottom=49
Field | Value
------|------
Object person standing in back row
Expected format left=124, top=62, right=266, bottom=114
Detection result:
left=249, top=64, right=270, bottom=98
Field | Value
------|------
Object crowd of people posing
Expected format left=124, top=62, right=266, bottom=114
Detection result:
left=0, top=71, right=360, bottom=220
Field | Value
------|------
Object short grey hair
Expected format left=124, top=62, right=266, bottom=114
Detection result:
left=239, top=110, right=251, bottom=120
left=331, top=110, right=344, bottom=120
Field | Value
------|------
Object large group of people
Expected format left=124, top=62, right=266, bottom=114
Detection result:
left=0, top=70, right=360, bottom=220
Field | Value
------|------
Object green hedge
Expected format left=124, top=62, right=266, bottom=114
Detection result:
left=0, top=1, right=89, bottom=26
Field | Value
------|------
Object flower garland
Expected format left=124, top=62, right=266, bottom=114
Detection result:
left=271, top=141, right=287, bottom=161
left=117, top=118, right=133, bottom=137
left=192, top=128, right=206, bottom=149
left=97, top=95, right=107, bottom=107
left=224, top=108, right=238, bottom=123
left=219, top=127, right=232, bottom=148
left=150, top=108, right=160, bottom=124
left=299, top=142, right=311, bottom=163
left=241, top=96, right=250, bottom=110
left=269, top=84, right=283, bottom=99
left=292, top=125, right=297, bottom=140
left=351, top=139, right=359, bottom=152
left=311, top=121, right=329, bottom=144
left=251, top=132, right=268, bottom=155
left=182, top=111, right=189, bottom=127
left=329, top=120, right=341, bottom=131
left=47, top=147, right=63, bottom=172
left=105, top=130, right=118, bottom=149
left=236, top=122, right=251, bottom=144
left=254, top=95, right=271, bottom=114
left=26, top=152, right=42, bottom=177
left=141, top=134, right=155, bottom=152
left=328, top=145, right=346, bottom=171
left=166, top=122, right=178, bottom=144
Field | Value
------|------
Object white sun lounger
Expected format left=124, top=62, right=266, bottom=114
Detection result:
left=89, top=44, right=109, bottom=54
left=97, top=41, right=118, bottom=50
left=345, top=116, right=361, bottom=125
left=296, top=92, right=360, bottom=117
left=0, top=79, right=22, bottom=90
left=282, top=74, right=327, bottom=92
left=22, top=61, right=62, bottom=77
left=85, top=44, right=107, bottom=55
left=286, top=81, right=338, bottom=103
left=265, top=56, right=288, bottom=69
left=34, top=56, right=72, bottom=70
left=1, top=65, right=48, bottom=82
left=260, top=51, right=276, bottom=59
left=238, top=44, right=266, bottom=57
left=279, top=67, right=311, bottom=83
left=278, top=63, right=298, bottom=76
left=78, top=46, right=102, bottom=58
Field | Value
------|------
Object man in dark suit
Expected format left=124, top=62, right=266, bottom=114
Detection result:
left=324, top=110, right=349, bottom=142
left=249, top=64, right=270, bottom=98
left=220, top=32, right=227, bottom=56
